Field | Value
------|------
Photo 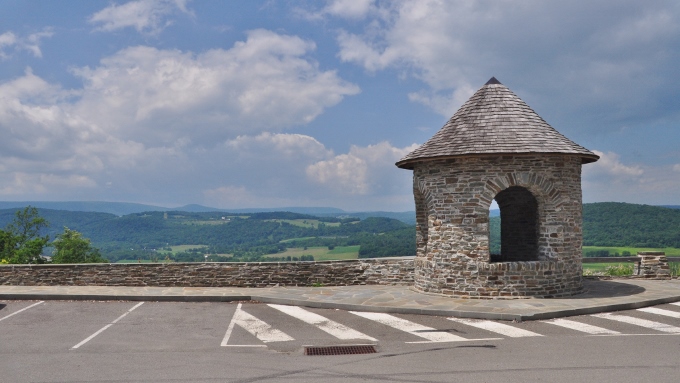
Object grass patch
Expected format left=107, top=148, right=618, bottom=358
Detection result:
left=156, top=244, right=207, bottom=254
left=266, top=219, right=341, bottom=228
left=263, top=246, right=359, bottom=261
left=279, top=236, right=316, bottom=243
left=328, top=246, right=359, bottom=255
left=583, top=246, right=680, bottom=257
left=583, top=262, right=636, bottom=276
left=178, top=220, right=230, bottom=225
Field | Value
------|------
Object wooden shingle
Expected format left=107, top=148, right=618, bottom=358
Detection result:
left=396, top=77, right=599, bottom=169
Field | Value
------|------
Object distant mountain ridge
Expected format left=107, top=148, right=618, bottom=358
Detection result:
left=0, top=201, right=346, bottom=216
left=0, top=201, right=169, bottom=216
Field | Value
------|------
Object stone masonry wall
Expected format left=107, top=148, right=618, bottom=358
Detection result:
left=0, top=258, right=414, bottom=287
left=638, top=252, right=671, bottom=279
left=412, top=154, right=584, bottom=298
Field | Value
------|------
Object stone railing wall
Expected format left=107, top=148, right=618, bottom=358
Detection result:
left=0, top=257, right=415, bottom=287
left=638, top=252, right=670, bottom=279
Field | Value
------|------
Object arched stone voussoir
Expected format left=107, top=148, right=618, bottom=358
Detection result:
left=484, top=172, right=560, bottom=208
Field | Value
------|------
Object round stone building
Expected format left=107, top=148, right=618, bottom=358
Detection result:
left=396, top=77, right=599, bottom=298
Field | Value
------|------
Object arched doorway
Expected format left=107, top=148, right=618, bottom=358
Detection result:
left=490, top=186, right=539, bottom=262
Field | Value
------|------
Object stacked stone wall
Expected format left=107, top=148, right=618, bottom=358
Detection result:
left=412, top=154, right=584, bottom=298
left=0, top=258, right=414, bottom=287
left=638, top=252, right=671, bottom=279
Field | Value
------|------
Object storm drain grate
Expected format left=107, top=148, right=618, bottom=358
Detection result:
left=304, top=345, right=377, bottom=356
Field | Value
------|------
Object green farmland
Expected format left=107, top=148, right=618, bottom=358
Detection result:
left=264, top=245, right=360, bottom=261
left=583, top=246, right=680, bottom=257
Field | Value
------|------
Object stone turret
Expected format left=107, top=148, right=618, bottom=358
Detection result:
left=397, top=77, right=598, bottom=298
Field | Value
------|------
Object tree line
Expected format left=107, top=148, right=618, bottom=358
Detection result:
left=1, top=207, right=107, bottom=264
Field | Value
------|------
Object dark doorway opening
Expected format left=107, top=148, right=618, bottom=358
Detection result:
left=490, top=186, right=539, bottom=262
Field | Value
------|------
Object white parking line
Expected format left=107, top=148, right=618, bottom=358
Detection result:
left=545, top=318, right=620, bottom=335
left=0, top=301, right=44, bottom=322
left=221, top=303, right=294, bottom=347
left=71, top=302, right=144, bottom=350
left=671, top=302, right=680, bottom=307
left=638, top=307, right=680, bottom=319
left=448, top=318, right=542, bottom=337
left=268, top=304, right=377, bottom=341
left=592, top=313, right=680, bottom=334
left=350, top=311, right=499, bottom=343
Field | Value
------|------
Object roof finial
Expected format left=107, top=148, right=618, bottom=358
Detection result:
left=485, top=77, right=502, bottom=85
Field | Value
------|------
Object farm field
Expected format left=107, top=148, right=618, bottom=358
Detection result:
left=263, top=245, right=359, bottom=261
left=265, top=219, right=342, bottom=228
left=582, top=246, right=680, bottom=257
left=156, top=245, right=208, bottom=254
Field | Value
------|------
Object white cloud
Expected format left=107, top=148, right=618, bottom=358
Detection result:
left=297, top=0, right=376, bottom=21
left=331, top=1, right=680, bottom=122
left=584, top=150, right=644, bottom=179
left=324, top=0, right=375, bottom=19
left=408, top=84, right=475, bottom=116
left=203, top=185, right=299, bottom=209
left=580, top=150, right=680, bottom=204
left=0, top=29, right=53, bottom=59
left=89, top=0, right=193, bottom=35
left=0, top=30, right=361, bottom=207
left=306, top=141, right=418, bottom=195
left=226, top=132, right=331, bottom=160
left=200, top=138, right=418, bottom=210
left=0, top=32, right=17, bottom=59
left=673, top=164, right=680, bottom=172
left=71, top=29, right=359, bottom=146
left=0, top=173, right=96, bottom=196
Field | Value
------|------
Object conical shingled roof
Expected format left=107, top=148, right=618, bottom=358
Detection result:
left=396, top=77, right=599, bottom=169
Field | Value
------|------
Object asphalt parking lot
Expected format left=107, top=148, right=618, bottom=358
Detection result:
left=3, top=300, right=680, bottom=382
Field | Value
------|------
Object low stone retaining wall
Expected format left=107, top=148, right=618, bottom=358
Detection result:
left=0, top=257, right=415, bottom=287
left=414, top=258, right=583, bottom=298
left=638, top=252, right=671, bottom=279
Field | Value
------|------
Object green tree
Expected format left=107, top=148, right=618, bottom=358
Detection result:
left=0, top=206, right=50, bottom=264
left=52, top=227, right=108, bottom=264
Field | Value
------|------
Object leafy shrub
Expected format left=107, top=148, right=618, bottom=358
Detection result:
left=604, top=263, right=634, bottom=276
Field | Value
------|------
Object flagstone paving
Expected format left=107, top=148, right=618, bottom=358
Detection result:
left=2, top=278, right=680, bottom=321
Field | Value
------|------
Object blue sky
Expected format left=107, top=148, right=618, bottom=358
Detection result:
left=1, top=0, right=678, bottom=211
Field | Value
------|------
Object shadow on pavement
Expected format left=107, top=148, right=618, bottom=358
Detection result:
left=0, top=303, right=6, bottom=311
left=574, top=279, right=646, bottom=299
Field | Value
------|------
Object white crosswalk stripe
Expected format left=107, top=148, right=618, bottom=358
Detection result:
left=637, top=307, right=680, bottom=319
left=218, top=304, right=680, bottom=348
left=545, top=318, right=620, bottom=335
left=221, top=303, right=294, bottom=346
left=267, top=304, right=377, bottom=341
left=349, top=311, right=499, bottom=343
left=447, top=318, right=542, bottom=337
left=591, top=313, right=680, bottom=333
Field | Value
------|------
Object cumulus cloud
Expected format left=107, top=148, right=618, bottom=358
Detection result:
left=89, top=0, right=193, bottom=34
left=0, top=30, right=362, bottom=207
left=584, top=150, right=644, bottom=179
left=71, top=29, right=359, bottom=146
left=306, top=141, right=418, bottom=195
left=297, top=0, right=376, bottom=21
left=203, top=136, right=416, bottom=210
left=580, top=150, right=680, bottom=204
left=0, top=29, right=53, bottom=59
left=226, top=132, right=331, bottom=161
left=199, top=138, right=418, bottom=210
left=325, top=0, right=375, bottom=19
left=203, top=185, right=299, bottom=209
left=331, top=0, right=680, bottom=123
